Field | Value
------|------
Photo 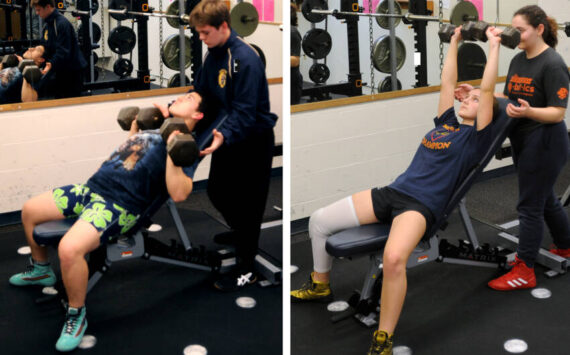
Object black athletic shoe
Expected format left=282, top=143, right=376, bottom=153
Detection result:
left=213, top=269, right=258, bottom=292
left=213, top=230, right=237, bottom=245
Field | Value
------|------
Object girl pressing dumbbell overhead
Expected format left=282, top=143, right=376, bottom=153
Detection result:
left=291, top=26, right=503, bottom=355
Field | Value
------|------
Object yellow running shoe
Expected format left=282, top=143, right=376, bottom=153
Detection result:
left=367, top=330, right=393, bottom=355
left=290, top=272, right=333, bottom=303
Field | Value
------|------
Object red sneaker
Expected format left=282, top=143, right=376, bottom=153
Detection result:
left=488, top=256, right=536, bottom=291
left=549, top=247, right=570, bottom=258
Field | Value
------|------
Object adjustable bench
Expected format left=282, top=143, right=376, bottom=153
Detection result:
left=32, top=113, right=230, bottom=298
left=325, top=99, right=521, bottom=326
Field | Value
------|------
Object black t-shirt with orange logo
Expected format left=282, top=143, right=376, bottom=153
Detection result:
left=504, top=47, right=569, bottom=139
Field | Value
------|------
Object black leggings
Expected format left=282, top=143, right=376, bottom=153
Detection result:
left=207, top=127, right=275, bottom=268
left=512, top=121, right=570, bottom=267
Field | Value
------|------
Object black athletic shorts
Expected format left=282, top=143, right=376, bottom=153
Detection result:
left=370, top=187, right=435, bottom=236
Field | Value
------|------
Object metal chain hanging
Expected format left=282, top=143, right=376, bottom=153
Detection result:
left=159, top=0, right=164, bottom=86
left=100, top=0, right=106, bottom=79
left=439, top=0, right=444, bottom=77
left=368, top=0, right=375, bottom=94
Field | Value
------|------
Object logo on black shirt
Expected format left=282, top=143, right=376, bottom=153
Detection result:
left=558, top=87, right=568, bottom=100
left=507, top=74, right=534, bottom=96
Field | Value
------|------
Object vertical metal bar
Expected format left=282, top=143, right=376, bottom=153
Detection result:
left=166, top=199, right=192, bottom=251
left=178, top=0, right=186, bottom=86
left=458, top=198, right=481, bottom=250
left=387, top=0, right=397, bottom=91
left=87, top=0, right=94, bottom=82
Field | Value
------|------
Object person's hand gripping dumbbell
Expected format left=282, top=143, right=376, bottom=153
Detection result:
left=159, top=118, right=199, bottom=167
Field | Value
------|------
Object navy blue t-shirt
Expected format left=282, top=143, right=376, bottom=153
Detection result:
left=389, top=107, right=492, bottom=217
left=86, top=131, right=195, bottom=215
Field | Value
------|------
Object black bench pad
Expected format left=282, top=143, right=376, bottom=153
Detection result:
left=326, top=224, right=391, bottom=257
left=33, top=218, right=78, bottom=246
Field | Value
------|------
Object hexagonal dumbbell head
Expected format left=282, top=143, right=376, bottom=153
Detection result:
left=22, top=65, right=42, bottom=84
left=461, top=21, right=488, bottom=42
left=137, top=107, right=166, bottom=130
left=438, top=23, right=457, bottom=43
left=159, top=117, right=191, bottom=143
left=500, top=27, right=521, bottom=49
left=117, top=106, right=140, bottom=131
left=1, top=54, right=19, bottom=68
left=167, top=134, right=199, bottom=167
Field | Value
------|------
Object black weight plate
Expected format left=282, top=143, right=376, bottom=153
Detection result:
left=77, top=22, right=101, bottom=44
left=113, top=58, right=133, bottom=77
left=76, top=0, right=99, bottom=14
left=372, top=35, right=406, bottom=73
left=375, top=0, right=401, bottom=29
left=166, top=1, right=181, bottom=29
left=457, top=42, right=486, bottom=81
left=168, top=73, right=190, bottom=87
left=302, top=28, right=332, bottom=60
left=308, top=63, right=329, bottom=84
left=249, top=43, right=266, bottom=68
left=231, top=2, right=259, bottom=37
left=108, top=0, right=132, bottom=21
left=108, top=26, right=136, bottom=55
left=301, top=0, right=327, bottom=23
left=92, top=51, right=98, bottom=65
left=161, top=34, right=192, bottom=70
left=379, top=76, right=402, bottom=92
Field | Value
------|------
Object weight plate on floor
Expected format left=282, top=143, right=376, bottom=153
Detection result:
left=302, top=28, right=332, bottom=60
left=249, top=43, right=266, bottom=68
left=77, top=22, right=101, bottom=44
left=108, top=0, right=133, bottom=21
left=168, top=73, right=190, bottom=87
left=308, top=63, right=330, bottom=84
left=108, top=26, right=136, bottom=55
left=231, top=2, right=259, bottom=37
left=372, top=35, right=406, bottom=73
left=161, top=34, right=192, bottom=70
left=375, top=0, right=401, bottom=29
left=379, top=76, right=402, bottom=92
left=450, top=1, right=479, bottom=26
left=301, top=0, right=328, bottom=24
left=113, top=58, right=133, bottom=77
left=76, top=0, right=99, bottom=14
left=457, top=42, right=486, bottom=81
left=166, top=1, right=182, bottom=29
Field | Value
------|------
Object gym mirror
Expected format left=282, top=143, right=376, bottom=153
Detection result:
left=0, top=0, right=282, bottom=109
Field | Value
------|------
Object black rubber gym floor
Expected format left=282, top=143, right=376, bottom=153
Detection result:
left=0, top=175, right=283, bottom=355
left=291, top=167, right=570, bottom=355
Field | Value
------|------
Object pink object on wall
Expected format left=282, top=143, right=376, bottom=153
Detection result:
left=253, top=0, right=274, bottom=22
left=362, top=0, right=381, bottom=14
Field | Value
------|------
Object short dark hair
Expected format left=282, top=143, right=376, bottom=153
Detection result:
left=31, top=0, right=55, bottom=8
left=191, top=89, right=220, bottom=134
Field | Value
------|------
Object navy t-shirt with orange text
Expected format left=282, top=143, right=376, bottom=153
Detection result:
left=389, top=107, right=492, bottom=218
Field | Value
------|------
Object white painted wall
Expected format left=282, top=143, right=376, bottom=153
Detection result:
left=0, top=83, right=282, bottom=214
left=291, top=83, right=570, bottom=221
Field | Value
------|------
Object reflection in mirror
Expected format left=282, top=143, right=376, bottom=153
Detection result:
left=0, top=0, right=282, bottom=109
left=293, top=0, right=541, bottom=105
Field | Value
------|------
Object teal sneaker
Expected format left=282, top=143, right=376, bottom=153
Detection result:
left=9, top=259, right=56, bottom=287
left=55, top=306, right=87, bottom=352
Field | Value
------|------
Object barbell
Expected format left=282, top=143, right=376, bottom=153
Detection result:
left=306, top=1, right=478, bottom=28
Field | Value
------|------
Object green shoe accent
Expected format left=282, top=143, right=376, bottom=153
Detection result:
left=9, top=261, right=56, bottom=287
left=55, top=307, right=87, bottom=352
left=290, top=272, right=333, bottom=303
left=367, top=330, right=394, bottom=355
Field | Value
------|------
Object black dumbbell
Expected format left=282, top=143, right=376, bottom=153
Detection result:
left=18, top=59, right=42, bottom=84
left=159, top=118, right=198, bottom=166
left=461, top=21, right=489, bottom=42
left=116, top=106, right=166, bottom=131
left=438, top=23, right=457, bottom=43
left=1, top=54, right=19, bottom=68
left=500, top=26, right=521, bottom=49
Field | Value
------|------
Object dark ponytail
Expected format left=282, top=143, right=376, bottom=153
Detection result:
left=514, top=5, right=558, bottom=48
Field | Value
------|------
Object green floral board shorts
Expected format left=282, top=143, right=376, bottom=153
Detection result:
left=52, top=184, right=139, bottom=242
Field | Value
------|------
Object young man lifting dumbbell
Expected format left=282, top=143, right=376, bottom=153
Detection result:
left=8, top=89, right=218, bottom=352
left=0, top=46, right=51, bottom=104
